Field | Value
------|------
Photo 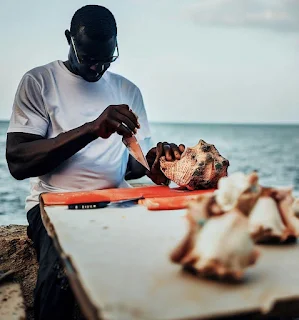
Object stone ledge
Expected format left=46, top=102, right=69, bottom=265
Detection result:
left=0, top=225, right=38, bottom=320
left=0, top=225, right=85, bottom=320
left=0, top=282, right=26, bottom=320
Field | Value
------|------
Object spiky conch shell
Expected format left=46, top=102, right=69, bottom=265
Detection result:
left=160, top=140, right=229, bottom=190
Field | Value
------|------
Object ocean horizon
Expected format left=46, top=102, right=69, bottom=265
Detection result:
left=1, top=119, right=299, bottom=126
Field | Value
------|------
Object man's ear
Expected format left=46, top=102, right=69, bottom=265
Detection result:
left=65, top=30, right=71, bottom=44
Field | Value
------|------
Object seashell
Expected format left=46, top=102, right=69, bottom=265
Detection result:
left=160, top=140, right=229, bottom=190
left=249, top=195, right=289, bottom=243
left=249, top=188, right=299, bottom=243
left=215, top=171, right=261, bottom=214
left=214, top=172, right=299, bottom=243
left=171, top=208, right=259, bottom=280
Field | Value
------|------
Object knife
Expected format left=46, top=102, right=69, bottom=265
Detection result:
left=68, top=197, right=143, bottom=210
left=122, top=135, right=151, bottom=171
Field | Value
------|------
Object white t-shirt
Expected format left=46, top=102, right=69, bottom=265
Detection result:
left=7, top=60, right=152, bottom=212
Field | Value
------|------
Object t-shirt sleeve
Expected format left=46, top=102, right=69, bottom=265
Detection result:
left=131, top=87, right=153, bottom=152
left=7, top=74, right=49, bottom=136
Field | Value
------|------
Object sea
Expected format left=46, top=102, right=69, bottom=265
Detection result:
left=1, top=120, right=299, bottom=226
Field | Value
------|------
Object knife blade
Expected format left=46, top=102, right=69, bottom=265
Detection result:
left=122, top=135, right=150, bottom=171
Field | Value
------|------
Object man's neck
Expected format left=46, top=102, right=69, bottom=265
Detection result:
left=63, top=60, right=78, bottom=76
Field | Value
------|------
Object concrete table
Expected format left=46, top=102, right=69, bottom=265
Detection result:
left=40, top=202, right=299, bottom=320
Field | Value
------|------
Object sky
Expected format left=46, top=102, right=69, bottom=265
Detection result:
left=1, top=0, right=299, bottom=123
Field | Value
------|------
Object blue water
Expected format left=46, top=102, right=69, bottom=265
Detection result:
left=1, top=121, right=299, bottom=225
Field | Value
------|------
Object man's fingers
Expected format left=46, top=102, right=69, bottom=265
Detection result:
left=107, top=119, right=132, bottom=138
left=116, top=124, right=133, bottom=138
left=115, top=105, right=140, bottom=129
left=163, top=142, right=173, bottom=161
left=129, top=108, right=140, bottom=127
left=170, top=143, right=182, bottom=160
left=116, top=105, right=139, bottom=125
left=179, top=144, right=185, bottom=153
left=146, top=148, right=156, bottom=167
left=150, top=141, right=185, bottom=170
left=114, top=112, right=138, bottom=134
left=153, top=142, right=163, bottom=168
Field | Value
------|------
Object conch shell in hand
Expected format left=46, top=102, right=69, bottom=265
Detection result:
left=160, top=140, right=229, bottom=190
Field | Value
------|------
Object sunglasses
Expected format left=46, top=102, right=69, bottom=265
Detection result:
left=70, top=36, right=119, bottom=66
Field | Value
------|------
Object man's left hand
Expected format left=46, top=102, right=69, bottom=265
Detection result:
left=146, top=142, right=185, bottom=185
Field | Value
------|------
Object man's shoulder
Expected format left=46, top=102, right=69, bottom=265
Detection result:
left=105, top=71, right=141, bottom=94
left=22, top=61, right=59, bottom=82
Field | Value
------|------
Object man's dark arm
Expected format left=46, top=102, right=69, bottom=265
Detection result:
left=6, top=123, right=97, bottom=180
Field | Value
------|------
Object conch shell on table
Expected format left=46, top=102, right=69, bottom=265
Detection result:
left=180, top=171, right=299, bottom=244
left=204, top=171, right=299, bottom=243
left=160, top=140, right=229, bottom=190
left=170, top=206, right=259, bottom=280
left=170, top=172, right=261, bottom=280
left=249, top=188, right=299, bottom=243
left=215, top=171, right=261, bottom=215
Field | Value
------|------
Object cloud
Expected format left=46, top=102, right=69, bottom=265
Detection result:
left=186, top=0, right=299, bottom=32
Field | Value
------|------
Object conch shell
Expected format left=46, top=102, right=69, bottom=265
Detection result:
left=171, top=207, right=259, bottom=280
left=215, top=172, right=261, bottom=215
left=186, top=171, right=299, bottom=244
left=211, top=172, right=299, bottom=243
left=249, top=188, right=299, bottom=243
left=160, top=140, right=229, bottom=190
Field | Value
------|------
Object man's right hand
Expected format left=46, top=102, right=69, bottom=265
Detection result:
left=91, top=104, right=140, bottom=139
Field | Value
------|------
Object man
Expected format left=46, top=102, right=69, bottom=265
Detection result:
left=6, top=5, right=184, bottom=320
